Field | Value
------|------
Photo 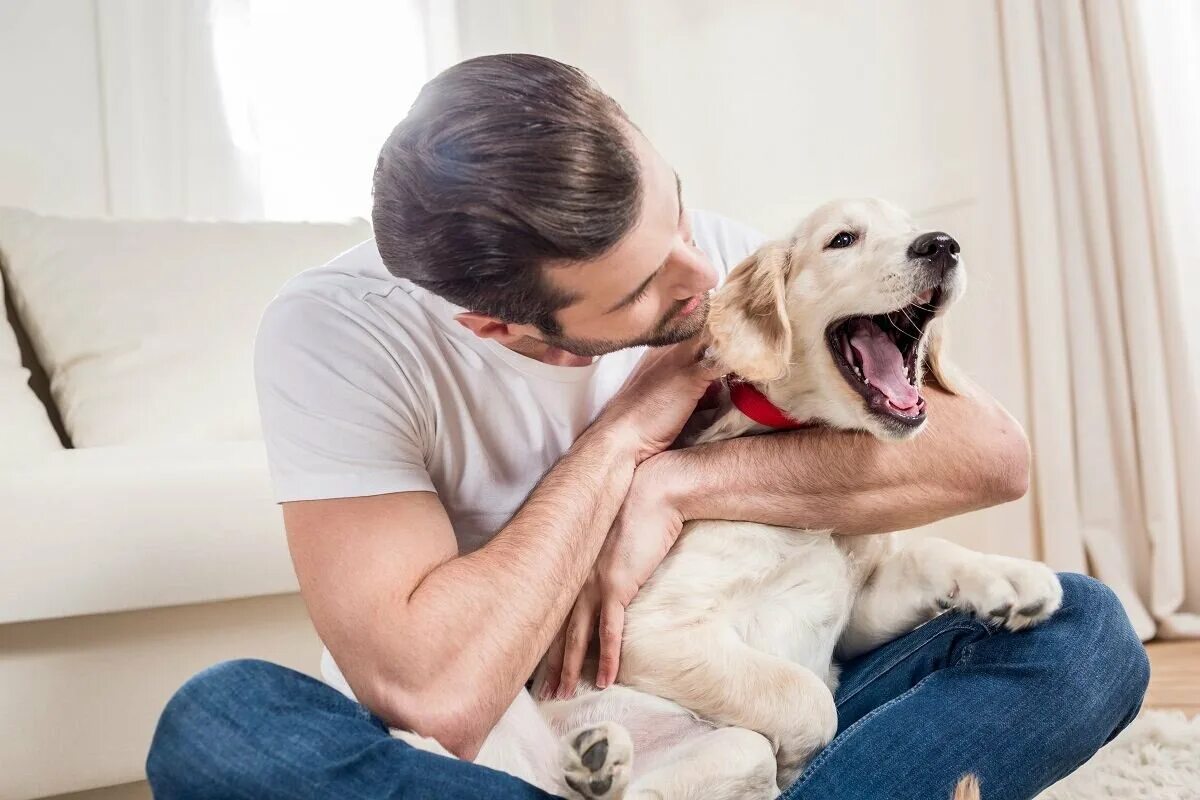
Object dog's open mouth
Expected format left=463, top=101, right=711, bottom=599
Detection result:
left=825, top=288, right=942, bottom=428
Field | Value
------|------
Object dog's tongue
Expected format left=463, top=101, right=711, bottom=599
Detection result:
left=848, top=319, right=920, bottom=410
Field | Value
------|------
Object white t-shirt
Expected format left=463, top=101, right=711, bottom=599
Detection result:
left=253, top=209, right=766, bottom=695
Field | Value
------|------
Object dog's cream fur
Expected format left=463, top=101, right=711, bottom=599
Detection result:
left=394, top=199, right=1062, bottom=800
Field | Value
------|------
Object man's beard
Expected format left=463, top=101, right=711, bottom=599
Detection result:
left=542, top=295, right=710, bottom=358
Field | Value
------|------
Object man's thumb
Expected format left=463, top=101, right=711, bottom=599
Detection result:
left=692, top=350, right=724, bottom=384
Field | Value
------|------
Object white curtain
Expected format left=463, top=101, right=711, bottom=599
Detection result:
left=998, top=0, right=1200, bottom=640
left=94, top=0, right=456, bottom=221
left=95, top=0, right=262, bottom=219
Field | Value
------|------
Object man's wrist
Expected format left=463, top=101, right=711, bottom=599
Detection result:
left=577, top=417, right=642, bottom=471
left=635, top=450, right=700, bottom=522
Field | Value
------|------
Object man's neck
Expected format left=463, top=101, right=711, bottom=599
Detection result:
left=505, top=337, right=595, bottom=367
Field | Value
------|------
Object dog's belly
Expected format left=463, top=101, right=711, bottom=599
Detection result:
left=734, top=542, right=855, bottom=688
left=626, top=520, right=858, bottom=688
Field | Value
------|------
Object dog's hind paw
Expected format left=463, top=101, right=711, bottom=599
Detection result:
left=559, top=721, right=633, bottom=800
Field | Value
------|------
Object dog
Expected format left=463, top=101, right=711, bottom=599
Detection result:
left=394, top=198, right=1062, bottom=800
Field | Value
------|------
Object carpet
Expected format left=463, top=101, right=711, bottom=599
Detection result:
left=1036, top=710, right=1200, bottom=799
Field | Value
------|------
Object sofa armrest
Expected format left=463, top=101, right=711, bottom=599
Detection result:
left=0, top=441, right=297, bottom=624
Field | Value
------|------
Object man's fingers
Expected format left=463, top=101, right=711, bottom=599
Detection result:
left=596, top=600, right=625, bottom=689
left=692, top=355, right=724, bottom=382
left=646, top=337, right=704, bottom=370
left=674, top=336, right=711, bottom=368
left=675, top=337, right=723, bottom=383
left=678, top=356, right=724, bottom=399
left=557, top=599, right=595, bottom=698
left=540, top=619, right=568, bottom=700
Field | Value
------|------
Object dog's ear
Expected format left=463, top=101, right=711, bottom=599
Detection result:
left=923, top=318, right=971, bottom=396
left=707, top=242, right=794, bottom=382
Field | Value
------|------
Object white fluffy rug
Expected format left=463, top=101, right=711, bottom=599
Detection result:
left=1036, top=710, right=1200, bottom=800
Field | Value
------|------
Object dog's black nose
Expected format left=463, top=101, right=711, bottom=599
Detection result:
left=908, top=232, right=960, bottom=263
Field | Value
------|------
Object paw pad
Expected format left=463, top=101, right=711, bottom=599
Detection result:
left=561, top=722, right=633, bottom=800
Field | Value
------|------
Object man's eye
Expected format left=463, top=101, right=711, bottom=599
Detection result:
left=826, top=231, right=857, bottom=249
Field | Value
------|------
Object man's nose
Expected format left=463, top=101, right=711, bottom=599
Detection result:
left=907, top=232, right=960, bottom=276
left=670, top=245, right=718, bottom=297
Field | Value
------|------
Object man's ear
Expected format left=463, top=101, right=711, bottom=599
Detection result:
left=455, top=312, right=539, bottom=343
left=706, top=242, right=794, bottom=382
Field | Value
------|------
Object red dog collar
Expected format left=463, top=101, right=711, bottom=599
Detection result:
left=725, top=376, right=812, bottom=431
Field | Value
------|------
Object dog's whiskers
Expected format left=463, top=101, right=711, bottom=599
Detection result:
left=893, top=307, right=923, bottom=341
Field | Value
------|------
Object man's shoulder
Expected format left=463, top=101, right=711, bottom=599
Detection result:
left=272, top=237, right=408, bottom=312
left=256, top=237, right=436, bottom=373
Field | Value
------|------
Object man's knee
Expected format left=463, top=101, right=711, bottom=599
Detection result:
left=147, top=659, right=302, bottom=796
left=155, top=658, right=296, bottom=736
left=1055, top=573, right=1149, bottom=678
left=1043, top=574, right=1149, bottom=732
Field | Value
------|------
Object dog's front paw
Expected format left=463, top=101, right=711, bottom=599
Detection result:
left=939, top=556, right=1062, bottom=631
left=559, top=722, right=632, bottom=800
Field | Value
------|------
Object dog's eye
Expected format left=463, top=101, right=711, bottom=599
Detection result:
left=826, top=231, right=857, bottom=249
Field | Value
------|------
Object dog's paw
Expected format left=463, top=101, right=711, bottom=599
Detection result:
left=559, top=722, right=633, bottom=800
left=938, top=555, right=1062, bottom=631
left=770, top=684, right=838, bottom=789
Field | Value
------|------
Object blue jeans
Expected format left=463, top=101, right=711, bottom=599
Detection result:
left=147, top=574, right=1148, bottom=799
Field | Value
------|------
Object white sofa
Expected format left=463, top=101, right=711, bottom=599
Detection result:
left=0, top=209, right=373, bottom=799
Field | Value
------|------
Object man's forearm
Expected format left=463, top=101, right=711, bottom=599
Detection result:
left=384, top=424, right=636, bottom=754
left=658, top=388, right=1030, bottom=535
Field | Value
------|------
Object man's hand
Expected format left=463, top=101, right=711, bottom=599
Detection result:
left=595, top=339, right=721, bottom=463
left=539, top=339, right=719, bottom=700
left=538, top=339, right=719, bottom=699
left=542, top=452, right=685, bottom=698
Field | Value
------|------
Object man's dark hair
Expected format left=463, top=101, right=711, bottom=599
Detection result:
left=372, top=54, right=642, bottom=335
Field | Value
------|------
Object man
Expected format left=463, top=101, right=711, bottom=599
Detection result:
left=147, top=54, right=1148, bottom=800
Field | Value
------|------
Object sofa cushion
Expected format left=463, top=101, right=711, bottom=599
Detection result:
left=0, top=270, right=62, bottom=464
left=0, top=440, right=296, bottom=624
left=0, top=208, right=371, bottom=446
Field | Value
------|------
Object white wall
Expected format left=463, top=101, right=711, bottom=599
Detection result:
left=457, top=0, right=1038, bottom=557
left=0, top=1, right=109, bottom=216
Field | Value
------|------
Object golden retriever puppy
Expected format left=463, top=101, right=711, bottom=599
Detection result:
left=396, top=198, right=1061, bottom=800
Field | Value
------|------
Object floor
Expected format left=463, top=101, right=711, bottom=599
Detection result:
left=1144, top=639, right=1200, bottom=717
left=46, top=641, right=1200, bottom=800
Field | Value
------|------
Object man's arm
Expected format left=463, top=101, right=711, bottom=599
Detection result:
left=553, top=384, right=1030, bottom=694
left=653, top=385, right=1029, bottom=534
left=284, top=426, right=632, bottom=759
left=282, top=340, right=718, bottom=760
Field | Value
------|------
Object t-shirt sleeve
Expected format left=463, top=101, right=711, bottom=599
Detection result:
left=254, top=293, right=436, bottom=503
left=689, top=209, right=770, bottom=284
